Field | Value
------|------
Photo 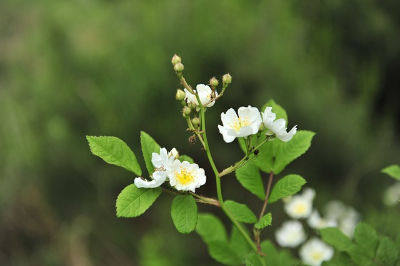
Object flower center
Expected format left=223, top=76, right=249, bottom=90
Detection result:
left=294, top=203, right=306, bottom=214
left=174, top=167, right=196, bottom=185
left=311, top=252, right=324, bottom=261
left=229, top=116, right=250, bottom=132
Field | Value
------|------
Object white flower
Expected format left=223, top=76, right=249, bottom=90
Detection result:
left=184, top=84, right=217, bottom=109
left=168, top=160, right=206, bottom=192
left=299, top=238, right=334, bottom=266
left=134, top=147, right=176, bottom=189
left=284, top=188, right=315, bottom=219
left=168, top=148, right=180, bottom=160
left=324, top=200, right=359, bottom=238
left=383, top=182, right=400, bottom=206
left=218, top=106, right=262, bottom=143
left=275, top=220, right=307, bottom=248
left=307, top=210, right=337, bottom=230
left=262, top=107, right=297, bottom=142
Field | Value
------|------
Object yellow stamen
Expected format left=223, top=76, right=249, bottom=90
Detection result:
left=228, top=116, right=250, bottom=132
left=174, top=166, right=196, bottom=185
left=295, top=204, right=306, bottom=214
left=311, top=252, right=323, bottom=261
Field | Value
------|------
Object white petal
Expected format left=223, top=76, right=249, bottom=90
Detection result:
left=134, top=171, right=167, bottom=188
left=221, top=108, right=238, bottom=128
left=218, top=125, right=237, bottom=143
left=237, top=106, right=259, bottom=122
left=196, top=84, right=211, bottom=94
left=277, top=125, right=297, bottom=142
left=151, top=148, right=168, bottom=168
left=262, top=107, right=276, bottom=128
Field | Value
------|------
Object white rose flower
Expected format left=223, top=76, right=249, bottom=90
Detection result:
left=134, top=147, right=176, bottom=189
left=168, top=160, right=206, bottom=192
left=218, top=106, right=262, bottom=143
left=275, top=220, right=307, bottom=248
left=383, top=182, right=400, bottom=206
left=184, top=84, right=217, bottom=109
left=299, top=238, right=334, bottom=266
left=324, top=200, right=359, bottom=238
left=284, top=188, right=315, bottom=219
left=262, top=107, right=297, bottom=142
left=307, top=210, right=337, bottom=230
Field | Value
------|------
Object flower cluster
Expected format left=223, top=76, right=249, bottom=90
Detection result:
left=218, top=106, right=297, bottom=143
left=134, top=148, right=206, bottom=192
left=275, top=187, right=360, bottom=266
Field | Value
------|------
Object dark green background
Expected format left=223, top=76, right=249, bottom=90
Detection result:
left=1, top=1, right=399, bottom=265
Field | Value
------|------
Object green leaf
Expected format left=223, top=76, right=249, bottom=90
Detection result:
left=116, top=184, right=161, bottom=217
left=230, top=226, right=251, bottom=262
left=171, top=195, right=198, bottom=234
left=223, top=200, right=258, bottom=224
left=207, top=240, right=243, bottom=265
left=87, top=136, right=142, bottom=176
left=235, top=162, right=265, bottom=200
left=238, top=137, right=247, bottom=154
left=254, top=138, right=280, bottom=174
left=261, top=99, right=288, bottom=123
left=268, top=174, right=306, bottom=203
left=348, top=245, right=373, bottom=266
left=255, top=213, right=272, bottom=229
left=245, top=252, right=263, bottom=266
left=196, top=213, right=228, bottom=243
left=320, top=227, right=353, bottom=252
left=179, top=155, right=194, bottom=164
left=273, top=131, right=315, bottom=174
left=260, top=240, right=278, bottom=265
left=354, top=223, right=379, bottom=259
left=382, top=165, right=400, bottom=180
left=376, top=237, right=399, bottom=266
left=140, top=131, right=161, bottom=175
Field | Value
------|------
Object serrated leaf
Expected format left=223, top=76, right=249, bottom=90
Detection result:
left=207, top=240, right=243, bottom=266
left=268, top=174, right=306, bottom=203
left=235, top=162, right=265, bottom=200
left=320, top=227, right=353, bottom=252
left=255, top=213, right=272, bottom=229
left=179, top=155, right=194, bottom=164
left=354, top=223, right=379, bottom=259
left=196, top=213, right=228, bottom=243
left=230, top=226, right=251, bottom=261
left=171, top=195, right=198, bottom=234
left=382, top=165, right=400, bottom=180
left=87, top=136, right=142, bottom=175
left=116, top=184, right=161, bottom=217
left=254, top=138, right=280, bottom=174
left=223, top=200, right=258, bottom=224
left=273, top=131, right=315, bottom=174
left=348, top=245, right=373, bottom=266
left=140, top=131, right=161, bottom=175
left=245, top=252, right=263, bottom=266
left=376, top=237, right=399, bottom=266
left=261, top=99, right=288, bottom=123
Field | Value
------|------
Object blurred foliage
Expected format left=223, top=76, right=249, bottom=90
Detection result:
left=0, top=0, right=399, bottom=265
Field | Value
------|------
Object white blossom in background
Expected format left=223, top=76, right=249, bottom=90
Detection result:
left=262, top=107, right=297, bottom=142
left=275, top=220, right=307, bottom=248
left=324, top=200, right=359, bottom=238
left=168, top=160, right=206, bottom=192
left=134, top=147, right=176, bottom=189
left=307, top=210, right=337, bottom=230
left=284, top=188, right=315, bottom=219
left=184, top=84, right=217, bottom=109
left=383, top=182, right=400, bottom=206
left=218, top=106, right=262, bottom=143
left=299, top=238, right=334, bottom=266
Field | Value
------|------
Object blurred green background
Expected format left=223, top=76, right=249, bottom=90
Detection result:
left=1, top=0, right=399, bottom=265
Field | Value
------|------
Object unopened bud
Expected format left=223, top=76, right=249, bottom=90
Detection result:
left=188, top=102, right=197, bottom=110
left=222, top=73, right=232, bottom=84
left=175, top=89, right=185, bottom=101
left=171, top=54, right=181, bottom=65
left=182, top=106, right=191, bottom=117
left=192, top=117, right=200, bottom=127
left=174, top=62, right=184, bottom=72
left=168, top=148, right=180, bottom=160
left=209, top=77, right=219, bottom=88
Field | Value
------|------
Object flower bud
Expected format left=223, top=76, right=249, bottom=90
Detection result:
left=168, top=148, right=180, bottom=160
left=258, top=123, right=265, bottom=132
left=175, top=89, right=185, bottom=101
left=222, top=73, right=232, bottom=84
left=209, top=77, right=219, bottom=88
left=188, top=101, right=197, bottom=110
left=182, top=106, right=191, bottom=117
left=192, top=117, right=200, bottom=127
left=171, top=54, right=181, bottom=65
left=174, top=63, right=184, bottom=72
